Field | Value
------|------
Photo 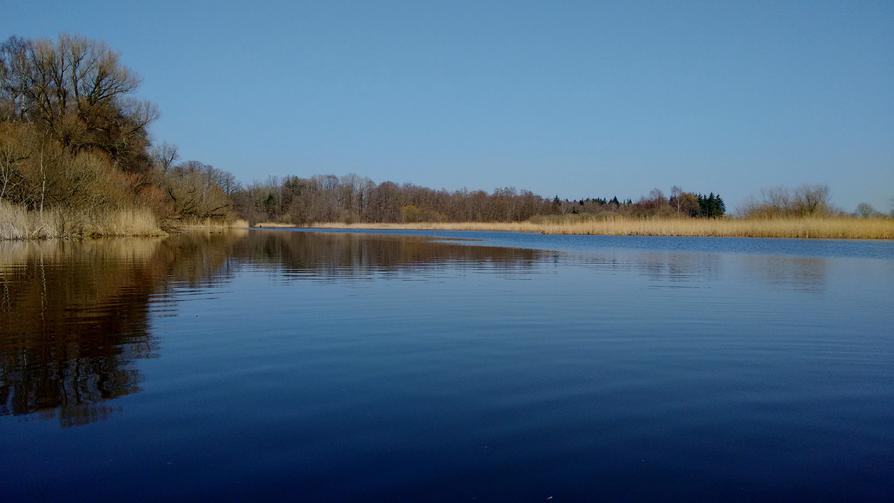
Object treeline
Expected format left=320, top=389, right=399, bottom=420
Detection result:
left=234, top=176, right=551, bottom=224
left=232, top=177, right=727, bottom=224
left=549, top=187, right=726, bottom=219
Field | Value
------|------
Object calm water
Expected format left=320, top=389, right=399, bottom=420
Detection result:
left=1, top=229, right=893, bottom=500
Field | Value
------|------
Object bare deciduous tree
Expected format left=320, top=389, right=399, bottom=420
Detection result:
left=0, top=34, right=158, bottom=172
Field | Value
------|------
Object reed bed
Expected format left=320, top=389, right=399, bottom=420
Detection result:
left=311, top=217, right=894, bottom=240
left=0, top=201, right=165, bottom=240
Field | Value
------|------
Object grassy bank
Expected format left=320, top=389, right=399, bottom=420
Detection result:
left=309, top=216, right=894, bottom=239
left=0, top=201, right=165, bottom=240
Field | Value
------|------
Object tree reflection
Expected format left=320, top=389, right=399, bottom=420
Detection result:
left=0, top=233, right=243, bottom=426
left=742, top=255, right=828, bottom=292
left=0, top=230, right=543, bottom=426
left=231, top=231, right=543, bottom=278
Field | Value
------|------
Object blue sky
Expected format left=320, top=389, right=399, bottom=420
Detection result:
left=4, top=0, right=893, bottom=211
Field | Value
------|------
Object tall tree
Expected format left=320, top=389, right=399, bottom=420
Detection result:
left=0, top=34, right=157, bottom=172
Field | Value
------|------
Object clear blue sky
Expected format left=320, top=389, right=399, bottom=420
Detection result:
left=4, top=0, right=893, bottom=211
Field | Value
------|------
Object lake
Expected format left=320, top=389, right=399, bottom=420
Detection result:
left=1, top=229, right=893, bottom=500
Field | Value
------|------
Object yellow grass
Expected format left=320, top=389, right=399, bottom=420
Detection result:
left=0, top=200, right=165, bottom=240
left=310, top=217, right=894, bottom=240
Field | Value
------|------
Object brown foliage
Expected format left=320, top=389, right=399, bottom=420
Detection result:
left=1, top=34, right=157, bottom=172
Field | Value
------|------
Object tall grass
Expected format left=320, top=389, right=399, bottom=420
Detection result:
left=0, top=201, right=165, bottom=240
left=311, top=216, right=894, bottom=240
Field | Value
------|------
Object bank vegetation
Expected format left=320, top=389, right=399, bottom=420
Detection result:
left=0, top=35, right=241, bottom=239
left=283, top=184, right=894, bottom=239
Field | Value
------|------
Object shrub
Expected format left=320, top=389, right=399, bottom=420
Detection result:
left=740, top=184, right=836, bottom=218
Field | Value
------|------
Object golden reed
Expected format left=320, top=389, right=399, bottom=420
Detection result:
left=309, top=217, right=894, bottom=240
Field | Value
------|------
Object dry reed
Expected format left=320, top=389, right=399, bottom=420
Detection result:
left=310, top=217, right=894, bottom=240
left=0, top=201, right=165, bottom=240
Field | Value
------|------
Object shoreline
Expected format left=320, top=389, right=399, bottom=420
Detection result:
left=0, top=201, right=250, bottom=241
left=4, top=215, right=891, bottom=240
left=295, top=218, right=894, bottom=240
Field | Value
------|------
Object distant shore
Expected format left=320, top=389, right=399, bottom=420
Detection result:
left=265, top=217, right=894, bottom=240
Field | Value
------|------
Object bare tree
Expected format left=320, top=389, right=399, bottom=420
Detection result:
left=670, top=185, right=683, bottom=213
left=855, top=202, right=878, bottom=218
left=0, top=34, right=158, bottom=172
left=742, top=184, right=835, bottom=218
left=151, top=142, right=178, bottom=174
left=0, top=124, right=27, bottom=200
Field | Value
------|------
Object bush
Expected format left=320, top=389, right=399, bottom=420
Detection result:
left=740, top=184, right=836, bottom=218
left=400, top=204, right=444, bottom=223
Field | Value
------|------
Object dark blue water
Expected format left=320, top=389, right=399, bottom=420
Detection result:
left=2, top=230, right=893, bottom=500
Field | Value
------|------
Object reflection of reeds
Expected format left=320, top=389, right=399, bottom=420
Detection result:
left=312, top=217, right=894, bottom=239
left=255, top=221, right=298, bottom=228
left=0, top=238, right=163, bottom=268
left=175, top=218, right=250, bottom=231
left=0, top=201, right=164, bottom=240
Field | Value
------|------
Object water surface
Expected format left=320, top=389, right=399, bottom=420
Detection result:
left=1, top=230, right=893, bottom=500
